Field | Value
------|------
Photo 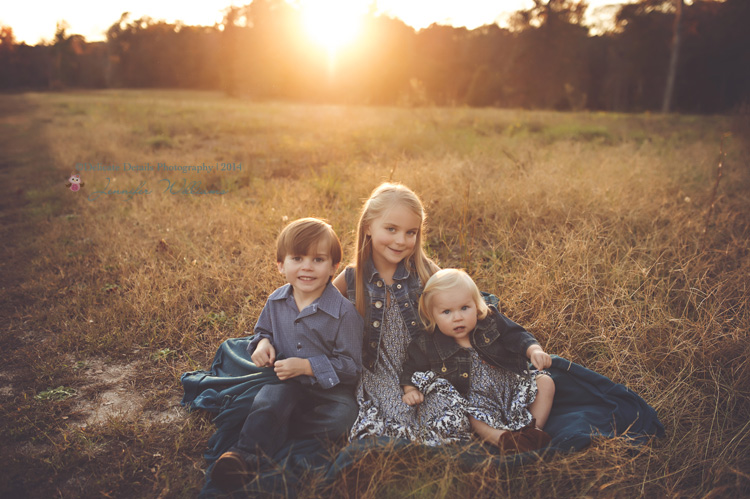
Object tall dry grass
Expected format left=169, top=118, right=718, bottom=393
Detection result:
left=1, top=90, right=748, bottom=497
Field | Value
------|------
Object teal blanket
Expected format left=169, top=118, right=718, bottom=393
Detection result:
left=182, top=337, right=665, bottom=497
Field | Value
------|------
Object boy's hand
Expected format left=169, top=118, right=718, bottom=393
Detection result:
left=251, top=338, right=276, bottom=367
left=402, top=386, right=424, bottom=406
left=274, top=357, right=313, bottom=380
left=526, top=344, right=552, bottom=370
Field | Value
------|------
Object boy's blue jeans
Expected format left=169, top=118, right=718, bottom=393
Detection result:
left=235, top=380, right=358, bottom=459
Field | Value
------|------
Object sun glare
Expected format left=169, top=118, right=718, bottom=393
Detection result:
left=300, top=0, right=365, bottom=54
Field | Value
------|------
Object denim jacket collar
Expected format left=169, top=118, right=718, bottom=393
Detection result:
left=365, top=258, right=412, bottom=284
left=433, top=313, right=495, bottom=360
left=431, top=328, right=463, bottom=360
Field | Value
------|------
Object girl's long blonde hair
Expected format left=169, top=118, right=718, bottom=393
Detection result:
left=353, top=183, right=436, bottom=317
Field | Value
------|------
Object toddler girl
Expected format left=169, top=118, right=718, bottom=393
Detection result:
left=400, top=269, right=555, bottom=453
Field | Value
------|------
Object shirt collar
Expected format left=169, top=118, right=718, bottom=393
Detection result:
left=269, top=282, right=341, bottom=319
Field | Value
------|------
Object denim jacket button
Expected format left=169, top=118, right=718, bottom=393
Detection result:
left=485, top=338, right=490, bottom=344
left=376, top=281, right=383, bottom=287
left=403, top=302, right=409, bottom=308
left=396, top=284, right=402, bottom=289
left=373, top=321, right=380, bottom=328
left=461, top=372, right=469, bottom=378
left=375, top=301, right=383, bottom=308
left=441, top=367, right=447, bottom=372
left=370, top=341, right=377, bottom=348
left=411, top=321, right=416, bottom=326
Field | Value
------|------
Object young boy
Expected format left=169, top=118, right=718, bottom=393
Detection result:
left=211, top=218, right=364, bottom=492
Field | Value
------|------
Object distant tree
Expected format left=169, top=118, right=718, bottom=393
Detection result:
left=608, top=0, right=673, bottom=111
left=413, top=24, right=472, bottom=105
left=463, top=25, right=514, bottom=107
left=237, top=0, right=306, bottom=99
left=0, top=25, right=15, bottom=88
left=507, top=0, right=592, bottom=109
left=662, top=0, right=684, bottom=113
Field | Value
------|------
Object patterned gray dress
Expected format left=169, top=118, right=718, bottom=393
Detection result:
left=465, top=348, right=538, bottom=431
left=349, top=288, right=470, bottom=446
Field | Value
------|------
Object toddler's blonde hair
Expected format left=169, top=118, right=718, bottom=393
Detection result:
left=419, top=269, right=489, bottom=332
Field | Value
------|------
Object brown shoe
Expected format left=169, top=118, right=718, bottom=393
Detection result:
left=496, top=419, right=551, bottom=455
left=497, top=429, right=523, bottom=454
left=211, top=451, right=251, bottom=492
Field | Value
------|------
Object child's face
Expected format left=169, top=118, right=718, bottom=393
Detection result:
left=366, top=203, right=421, bottom=269
left=277, top=240, right=337, bottom=300
left=431, top=286, right=478, bottom=343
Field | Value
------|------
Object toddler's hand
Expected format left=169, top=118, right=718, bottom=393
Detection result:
left=274, top=357, right=313, bottom=380
left=251, top=338, right=276, bottom=367
left=527, top=345, right=552, bottom=370
left=402, top=387, right=424, bottom=406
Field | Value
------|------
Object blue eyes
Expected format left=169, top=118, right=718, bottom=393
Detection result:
left=384, top=227, right=417, bottom=235
left=289, top=256, right=327, bottom=263
left=441, top=305, right=472, bottom=315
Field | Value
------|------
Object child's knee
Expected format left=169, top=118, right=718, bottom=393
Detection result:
left=536, top=374, right=555, bottom=398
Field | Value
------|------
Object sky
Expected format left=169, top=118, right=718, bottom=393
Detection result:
left=1, top=0, right=626, bottom=46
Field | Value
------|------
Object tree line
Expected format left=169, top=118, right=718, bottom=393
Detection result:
left=1, top=0, right=748, bottom=114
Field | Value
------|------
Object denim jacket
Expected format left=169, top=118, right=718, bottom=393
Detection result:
left=343, top=258, right=423, bottom=371
left=399, top=305, right=539, bottom=395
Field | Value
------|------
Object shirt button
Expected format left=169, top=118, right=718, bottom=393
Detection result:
left=373, top=321, right=380, bottom=328
left=461, top=372, right=469, bottom=378
left=375, top=301, right=383, bottom=308
left=376, top=281, right=383, bottom=287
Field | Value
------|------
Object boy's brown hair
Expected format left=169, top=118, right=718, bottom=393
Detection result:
left=276, top=217, right=342, bottom=264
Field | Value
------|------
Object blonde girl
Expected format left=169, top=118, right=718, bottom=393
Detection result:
left=400, top=269, right=555, bottom=453
left=334, top=183, right=466, bottom=444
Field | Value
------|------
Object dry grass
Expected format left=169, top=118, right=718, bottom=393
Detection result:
left=1, top=90, right=748, bottom=497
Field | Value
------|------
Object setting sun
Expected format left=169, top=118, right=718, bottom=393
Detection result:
left=300, top=0, right=366, bottom=54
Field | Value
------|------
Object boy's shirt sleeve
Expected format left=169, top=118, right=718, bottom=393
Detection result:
left=247, top=301, right=274, bottom=355
left=306, top=307, right=363, bottom=389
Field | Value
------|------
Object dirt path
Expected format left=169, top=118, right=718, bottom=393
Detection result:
left=0, top=94, right=58, bottom=395
left=0, top=94, right=192, bottom=498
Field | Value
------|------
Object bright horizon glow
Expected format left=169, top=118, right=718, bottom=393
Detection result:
left=1, top=0, right=625, bottom=46
left=300, top=0, right=365, bottom=55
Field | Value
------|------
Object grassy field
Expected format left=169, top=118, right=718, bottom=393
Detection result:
left=0, top=89, right=748, bottom=498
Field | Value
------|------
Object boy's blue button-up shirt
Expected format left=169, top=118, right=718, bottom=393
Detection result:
left=248, top=282, right=364, bottom=389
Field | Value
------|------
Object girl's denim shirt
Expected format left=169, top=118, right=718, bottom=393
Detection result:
left=344, top=259, right=423, bottom=370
